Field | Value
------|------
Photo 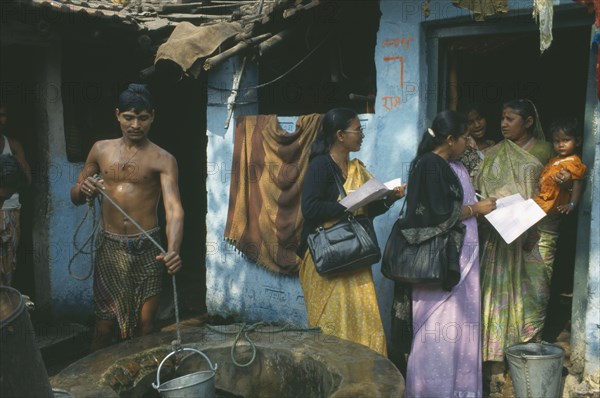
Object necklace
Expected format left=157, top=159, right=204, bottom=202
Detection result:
left=329, top=153, right=348, bottom=178
left=119, top=140, right=143, bottom=170
left=520, top=136, right=536, bottom=151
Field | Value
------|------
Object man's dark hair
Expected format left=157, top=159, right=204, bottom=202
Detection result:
left=0, top=154, right=25, bottom=189
left=117, top=83, right=154, bottom=113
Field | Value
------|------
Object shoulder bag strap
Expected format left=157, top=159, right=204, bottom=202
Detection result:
left=398, top=198, right=407, bottom=218
left=327, top=157, right=347, bottom=199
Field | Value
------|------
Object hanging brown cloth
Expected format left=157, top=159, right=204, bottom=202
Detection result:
left=452, top=0, right=508, bottom=21
left=224, top=114, right=323, bottom=274
left=155, top=21, right=243, bottom=78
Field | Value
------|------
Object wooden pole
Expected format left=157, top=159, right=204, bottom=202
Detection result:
left=257, top=29, right=292, bottom=56
left=204, top=33, right=271, bottom=71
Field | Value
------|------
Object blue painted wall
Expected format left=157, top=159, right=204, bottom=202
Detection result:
left=204, top=57, right=311, bottom=325
left=36, top=45, right=94, bottom=320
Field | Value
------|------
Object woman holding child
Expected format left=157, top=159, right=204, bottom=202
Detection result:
left=475, top=99, right=571, bottom=365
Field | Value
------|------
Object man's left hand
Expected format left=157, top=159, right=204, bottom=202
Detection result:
left=157, top=251, right=182, bottom=275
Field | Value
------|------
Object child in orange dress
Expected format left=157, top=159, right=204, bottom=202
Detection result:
left=534, top=119, right=586, bottom=215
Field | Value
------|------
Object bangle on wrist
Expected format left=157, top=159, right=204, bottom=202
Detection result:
left=383, top=199, right=393, bottom=209
left=467, top=205, right=474, bottom=217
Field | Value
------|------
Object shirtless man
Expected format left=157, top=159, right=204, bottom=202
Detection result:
left=70, top=84, right=184, bottom=351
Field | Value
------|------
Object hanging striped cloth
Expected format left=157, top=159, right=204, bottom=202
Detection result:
left=224, top=114, right=322, bottom=274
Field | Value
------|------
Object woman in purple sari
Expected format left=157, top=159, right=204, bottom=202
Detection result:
left=402, top=111, right=496, bottom=397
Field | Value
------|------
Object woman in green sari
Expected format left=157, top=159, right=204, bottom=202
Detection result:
left=475, top=99, right=568, bottom=366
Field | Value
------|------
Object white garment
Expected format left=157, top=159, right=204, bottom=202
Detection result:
left=1, top=134, right=21, bottom=210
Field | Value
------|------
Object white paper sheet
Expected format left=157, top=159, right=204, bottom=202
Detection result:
left=484, top=195, right=546, bottom=244
left=495, top=193, right=526, bottom=208
left=339, top=178, right=402, bottom=213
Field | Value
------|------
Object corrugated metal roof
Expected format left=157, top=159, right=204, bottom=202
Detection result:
left=21, top=1, right=321, bottom=31
left=26, top=0, right=176, bottom=29
left=30, top=0, right=127, bottom=19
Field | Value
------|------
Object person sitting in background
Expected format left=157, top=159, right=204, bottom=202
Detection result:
left=1, top=154, right=27, bottom=286
left=0, top=104, right=31, bottom=287
left=459, top=105, right=496, bottom=179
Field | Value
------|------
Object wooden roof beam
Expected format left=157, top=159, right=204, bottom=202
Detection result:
left=257, top=28, right=292, bottom=56
left=203, top=32, right=272, bottom=70
left=283, top=0, right=319, bottom=19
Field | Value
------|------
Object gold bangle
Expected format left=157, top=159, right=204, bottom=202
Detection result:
left=467, top=205, right=474, bottom=217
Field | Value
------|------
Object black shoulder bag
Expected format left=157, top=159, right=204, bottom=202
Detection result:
left=381, top=200, right=465, bottom=291
left=307, top=164, right=381, bottom=276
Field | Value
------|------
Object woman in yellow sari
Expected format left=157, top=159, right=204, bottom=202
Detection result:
left=298, top=108, right=405, bottom=355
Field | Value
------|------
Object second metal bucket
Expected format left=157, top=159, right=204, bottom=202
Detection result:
left=153, top=347, right=218, bottom=398
left=505, top=342, right=565, bottom=398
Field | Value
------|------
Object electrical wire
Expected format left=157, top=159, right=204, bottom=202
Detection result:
left=205, top=36, right=328, bottom=93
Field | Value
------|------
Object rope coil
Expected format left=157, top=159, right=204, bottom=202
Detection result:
left=205, top=322, right=321, bottom=367
left=67, top=198, right=100, bottom=281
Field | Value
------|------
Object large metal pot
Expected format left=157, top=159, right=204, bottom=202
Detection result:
left=0, top=286, right=53, bottom=397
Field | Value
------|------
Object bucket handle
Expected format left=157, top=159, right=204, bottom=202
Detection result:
left=518, top=341, right=561, bottom=360
left=152, top=348, right=218, bottom=390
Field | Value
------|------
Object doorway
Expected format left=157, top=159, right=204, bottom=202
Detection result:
left=445, top=26, right=590, bottom=142
left=433, top=13, right=593, bottom=343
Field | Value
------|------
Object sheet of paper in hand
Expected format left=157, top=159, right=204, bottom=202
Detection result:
left=484, top=193, right=547, bottom=244
left=340, top=178, right=402, bottom=213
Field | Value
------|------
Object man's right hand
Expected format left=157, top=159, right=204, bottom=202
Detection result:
left=156, top=251, right=182, bottom=275
left=79, top=176, right=105, bottom=199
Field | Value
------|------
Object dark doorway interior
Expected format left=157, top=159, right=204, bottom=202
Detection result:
left=258, top=0, right=381, bottom=115
left=446, top=25, right=590, bottom=142
left=446, top=24, right=591, bottom=341
left=0, top=44, right=40, bottom=299
left=148, top=75, right=208, bottom=315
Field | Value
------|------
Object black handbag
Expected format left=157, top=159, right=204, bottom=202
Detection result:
left=381, top=201, right=465, bottom=291
left=307, top=163, right=381, bottom=276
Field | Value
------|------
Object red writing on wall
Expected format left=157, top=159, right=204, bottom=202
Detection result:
left=381, top=37, right=414, bottom=111
left=381, top=96, right=401, bottom=111
left=383, top=56, right=404, bottom=89
left=382, top=37, right=414, bottom=50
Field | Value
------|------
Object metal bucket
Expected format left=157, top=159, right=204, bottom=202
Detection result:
left=153, top=347, right=218, bottom=398
left=0, top=286, right=53, bottom=397
left=505, top=342, right=565, bottom=398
